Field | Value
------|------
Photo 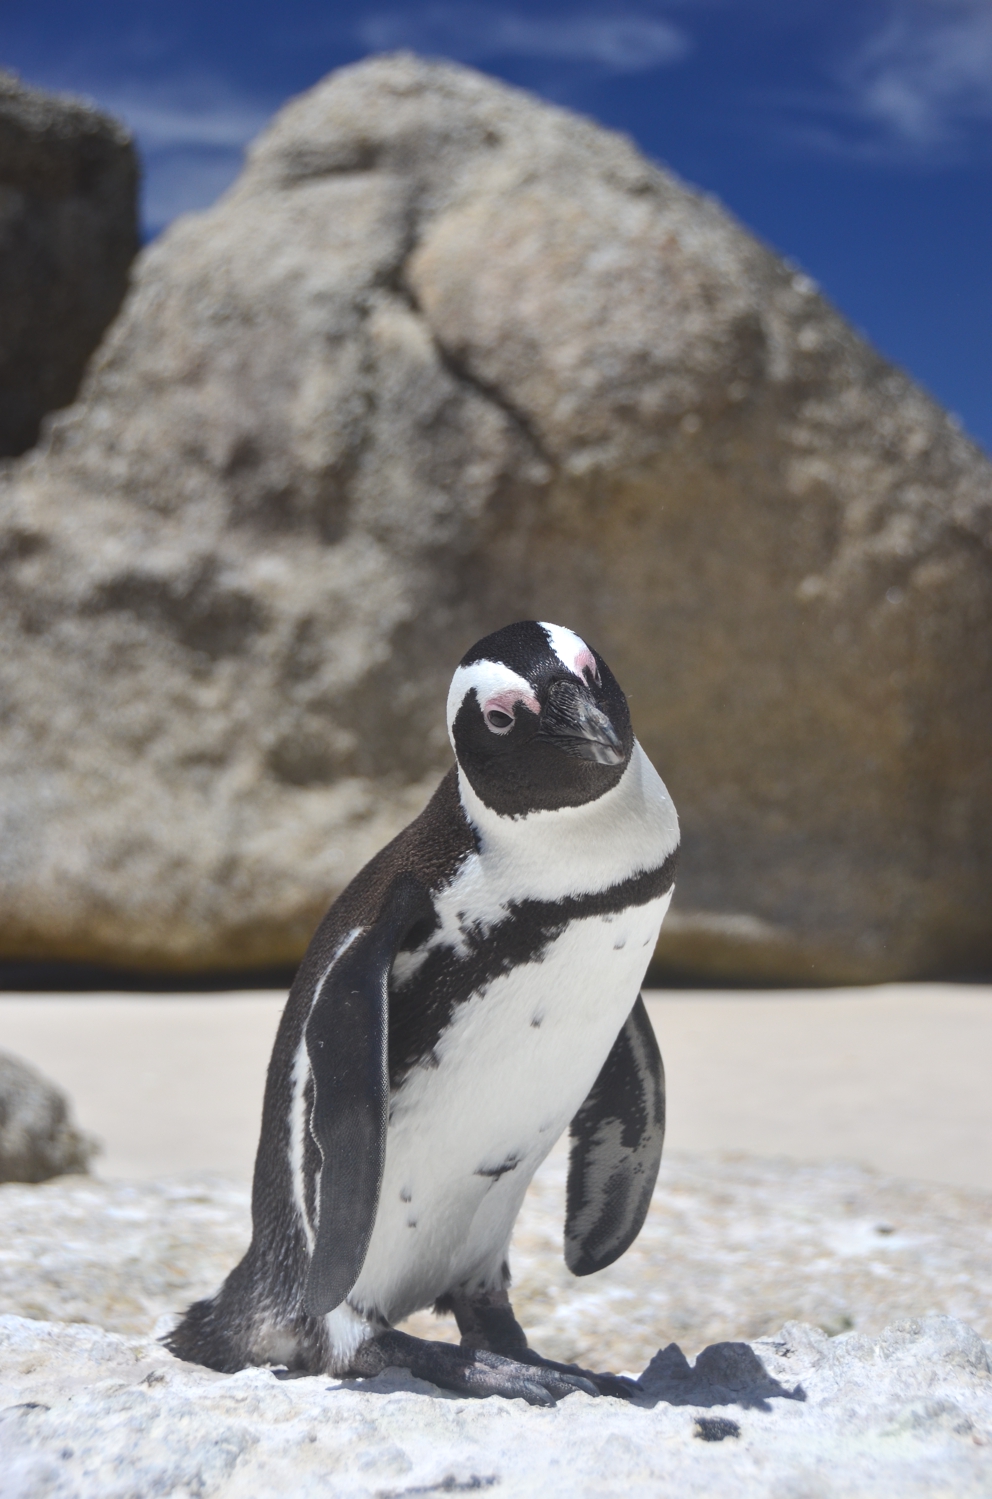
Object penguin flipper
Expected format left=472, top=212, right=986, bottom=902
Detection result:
left=564, top=993, right=665, bottom=1276
left=303, top=871, right=434, bottom=1316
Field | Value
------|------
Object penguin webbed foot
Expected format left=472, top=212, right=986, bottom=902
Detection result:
left=349, top=1329, right=599, bottom=1407
left=503, top=1346, right=639, bottom=1402
left=437, top=1284, right=638, bottom=1402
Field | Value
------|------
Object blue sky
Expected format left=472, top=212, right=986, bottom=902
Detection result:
left=3, top=1, right=990, bottom=451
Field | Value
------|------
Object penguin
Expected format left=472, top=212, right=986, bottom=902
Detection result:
left=166, top=620, right=679, bottom=1405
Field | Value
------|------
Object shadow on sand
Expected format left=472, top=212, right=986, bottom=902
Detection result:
left=634, top=1339, right=805, bottom=1410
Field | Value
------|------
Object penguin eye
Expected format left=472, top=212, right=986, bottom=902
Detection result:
left=583, top=663, right=601, bottom=689
left=484, top=707, right=515, bottom=734
left=478, top=687, right=538, bottom=735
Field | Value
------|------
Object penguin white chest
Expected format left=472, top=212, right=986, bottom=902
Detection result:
left=348, top=887, right=672, bottom=1325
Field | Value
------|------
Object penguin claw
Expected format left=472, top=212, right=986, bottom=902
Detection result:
left=504, top=1377, right=557, bottom=1408
left=503, top=1347, right=636, bottom=1401
left=473, top=1348, right=597, bottom=1402
left=351, top=1330, right=598, bottom=1405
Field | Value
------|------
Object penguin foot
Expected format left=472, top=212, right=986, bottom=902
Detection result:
left=349, top=1329, right=599, bottom=1407
left=503, top=1347, right=639, bottom=1402
left=436, top=1284, right=638, bottom=1402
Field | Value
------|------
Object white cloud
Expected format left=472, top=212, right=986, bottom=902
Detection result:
left=54, top=71, right=276, bottom=236
left=357, top=4, right=691, bottom=73
left=781, top=0, right=992, bottom=164
left=844, top=0, right=992, bottom=150
left=95, top=74, right=273, bottom=153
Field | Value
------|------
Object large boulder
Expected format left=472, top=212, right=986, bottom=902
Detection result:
left=0, top=72, right=138, bottom=457
left=0, top=54, right=989, bottom=981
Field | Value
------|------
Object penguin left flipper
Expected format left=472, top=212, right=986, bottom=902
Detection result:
left=303, top=872, right=434, bottom=1316
left=564, top=993, right=665, bottom=1276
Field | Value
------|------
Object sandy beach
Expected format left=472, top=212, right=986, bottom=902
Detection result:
left=0, top=982, right=988, bottom=1190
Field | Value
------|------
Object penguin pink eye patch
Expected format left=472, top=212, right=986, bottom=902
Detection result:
left=482, top=690, right=540, bottom=734
left=575, top=648, right=601, bottom=687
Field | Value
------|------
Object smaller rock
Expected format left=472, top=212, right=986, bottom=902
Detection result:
left=0, top=1051, right=98, bottom=1182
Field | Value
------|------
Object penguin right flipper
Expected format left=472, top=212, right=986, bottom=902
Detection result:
left=564, top=993, right=665, bottom=1276
left=303, top=871, right=434, bottom=1316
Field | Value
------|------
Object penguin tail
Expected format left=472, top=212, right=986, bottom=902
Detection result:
left=163, top=1249, right=322, bottom=1374
left=164, top=1284, right=250, bottom=1374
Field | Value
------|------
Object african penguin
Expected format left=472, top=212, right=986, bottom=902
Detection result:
left=166, top=620, right=679, bottom=1404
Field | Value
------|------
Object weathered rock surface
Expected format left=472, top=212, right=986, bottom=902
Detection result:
left=0, top=73, right=138, bottom=458
left=1, top=1156, right=990, bottom=1494
left=1, top=54, right=990, bottom=979
left=1, top=1154, right=989, bottom=1367
left=0, top=1051, right=97, bottom=1183
left=1, top=1313, right=989, bottom=1497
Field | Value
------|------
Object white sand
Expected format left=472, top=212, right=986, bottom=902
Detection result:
left=0, top=982, right=989, bottom=1188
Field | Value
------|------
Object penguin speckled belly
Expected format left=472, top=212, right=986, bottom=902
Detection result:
left=167, top=620, right=679, bottom=1404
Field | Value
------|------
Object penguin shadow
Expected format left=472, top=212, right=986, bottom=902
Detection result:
left=632, top=1340, right=806, bottom=1411
left=295, top=1341, right=804, bottom=1411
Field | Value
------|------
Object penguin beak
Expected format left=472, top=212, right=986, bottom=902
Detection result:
left=537, top=680, right=625, bottom=766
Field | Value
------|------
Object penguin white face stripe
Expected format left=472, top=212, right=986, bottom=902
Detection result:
left=539, top=622, right=598, bottom=684
left=446, top=660, right=539, bottom=750
left=288, top=925, right=362, bottom=1249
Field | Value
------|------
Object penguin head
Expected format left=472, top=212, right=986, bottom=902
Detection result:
left=446, top=621, right=634, bottom=815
